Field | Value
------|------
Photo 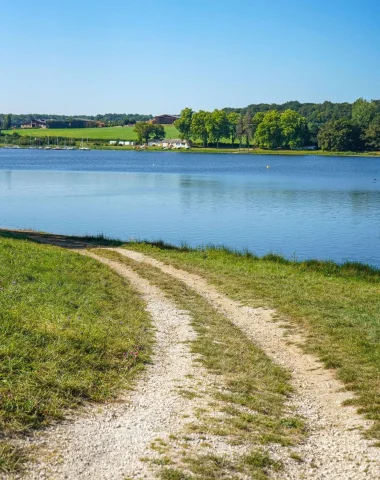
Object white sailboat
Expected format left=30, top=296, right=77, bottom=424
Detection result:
left=79, top=137, right=91, bottom=150
left=45, top=135, right=52, bottom=150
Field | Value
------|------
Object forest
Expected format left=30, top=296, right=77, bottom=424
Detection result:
left=173, top=99, right=380, bottom=151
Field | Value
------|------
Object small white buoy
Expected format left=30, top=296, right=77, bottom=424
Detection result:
left=266, top=165, right=270, bottom=169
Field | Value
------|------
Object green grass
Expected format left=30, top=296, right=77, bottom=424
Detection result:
left=2, top=125, right=180, bottom=141
left=95, top=248, right=304, bottom=478
left=125, top=242, right=380, bottom=441
left=0, top=236, right=153, bottom=472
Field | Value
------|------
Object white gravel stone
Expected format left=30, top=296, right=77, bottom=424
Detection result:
left=115, top=248, right=380, bottom=480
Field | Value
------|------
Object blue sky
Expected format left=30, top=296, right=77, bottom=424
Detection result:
left=2, top=0, right=379, bottom=115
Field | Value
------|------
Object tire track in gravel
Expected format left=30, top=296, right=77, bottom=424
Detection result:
left=111, top=248, right=380, bottom=480
left=18, top=252, right=214, bottom=480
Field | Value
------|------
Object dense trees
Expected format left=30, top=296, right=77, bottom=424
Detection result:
left=174, top=108, right=311, bottom=150
left=2, top=114, right=11, bottom=130
left=317, top=119, right=364, bottom=152
left=0, top=113, right=152, bottom=129
left=133, top=122, right=165, bottom=144
left=280, top=110, right=309, bottom=149
left=363, top=116, right=380, bottom=151
left=173, top=99, right=379, bottom=152
left=254, top=111, right=283, bottom=149
left=224, top=100, right=353, bottom=125
left=351, top=98, right=379, bottom=129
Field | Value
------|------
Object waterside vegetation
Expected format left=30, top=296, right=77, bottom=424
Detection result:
left=173, top=98, right=380, bottom=152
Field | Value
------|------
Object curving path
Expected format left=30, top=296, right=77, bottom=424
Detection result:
left=110, top=247, right=380, bottom=479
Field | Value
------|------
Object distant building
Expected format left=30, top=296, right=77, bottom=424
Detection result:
left=153, top=139, right=191, bottom=148
left=109, top=140, right=134, bottom=146
left=150, top=114, right=180, bottom=125
left=21, top=119, right=47, bottom=129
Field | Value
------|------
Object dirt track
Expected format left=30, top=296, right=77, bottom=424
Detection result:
left=4, top=233, right=379, bottom=479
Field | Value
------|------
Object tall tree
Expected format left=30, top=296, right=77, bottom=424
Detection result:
left=236, top=114, right=245, bottom=149
left=363, top=115, right=380, bottom=151
left=318, top=119, right=364, bottom=151
left=3, top=114, right=11, bottom=130
left=254, top=111, right=282, bottom=149
left=174, top=108, right=193, bottom=141
left=280, top=109, right=309, bottom=149
left=307, top=122, right=320, bottom=146
left=207, top=110, right=229, bottom=148
left=252, top=112, right=265, bottom=137
left=227, top=112, right=239, bottom=147
left=352, top=98, right=378, bottom=130
left=243, top=112, right=253, bottom=149
left=191, top=110, right=211, bottom=147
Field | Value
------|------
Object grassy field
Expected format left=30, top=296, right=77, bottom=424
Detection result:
left=3, top=125, right=180, bottom=141
left=0, top=233, right=152, bottom=473
left=126, top=242, right=380, bottom=441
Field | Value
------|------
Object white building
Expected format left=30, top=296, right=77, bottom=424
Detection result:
left=162, top=139, right=190, bottom=149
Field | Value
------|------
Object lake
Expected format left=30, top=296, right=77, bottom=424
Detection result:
left=0, top=149, right=379, bottom=267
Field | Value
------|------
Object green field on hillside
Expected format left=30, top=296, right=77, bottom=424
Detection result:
left=3, top=125, right=180, bottom=141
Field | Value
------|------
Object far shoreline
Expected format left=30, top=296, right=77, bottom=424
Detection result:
left=1, top=145, right=379, bottom=157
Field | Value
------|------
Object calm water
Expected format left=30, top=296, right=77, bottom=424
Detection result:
left=1, top=149, right=379, bottom=266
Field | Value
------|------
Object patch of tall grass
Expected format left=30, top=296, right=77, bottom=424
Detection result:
left=0, top=237, right=152, bottom=472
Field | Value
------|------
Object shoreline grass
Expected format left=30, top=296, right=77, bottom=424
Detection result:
left=1, top=142, right=379, bottom=157
left=0, top=236, right=153, bottom=472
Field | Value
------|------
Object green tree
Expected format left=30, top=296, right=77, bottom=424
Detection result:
left=308, top=122, right=320, bottom=146
left=243, top=111, right=253, bottom=149
left=207, top=109, right=229, bottom=148
left=3, top=114, right=11, bottom=130
left=227, top=112, right=239, bottom=147
left=318, top=119, right=364, bottom=151
left=133, top=122, right=150, bottom=144
left=352, top=98, right=378, bottom=129
left=252, top=112, right=265, bottom=135
left=151, top=124, right=165, bottom=140
left=133, top=122, right=165, bottom=144
left=363, top=116, right=380, bottom=151
left=174, top=108, right=193, bottom=141
left=254, top=110, right=282, bottom=149
left=236, top=114, right=245, bottom=149
left=280, top=109, right=309, bottom=149
left=191, top=110, right=211, bottom=147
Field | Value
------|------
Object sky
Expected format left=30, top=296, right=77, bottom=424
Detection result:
left=1, top=0, right=379, bottom=115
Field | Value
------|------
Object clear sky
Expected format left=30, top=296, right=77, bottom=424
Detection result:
left=2, top=0, right=379, bottom=115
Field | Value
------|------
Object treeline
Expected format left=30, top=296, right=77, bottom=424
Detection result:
left=0, top=113, right=152, bottom=129
left=175, top=99, right=380, bottom=151
left=224, top=100, right=355, bottom=125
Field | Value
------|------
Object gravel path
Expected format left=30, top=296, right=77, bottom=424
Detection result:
left=17, top=253, right=212, bottom=480
left=113, top=248, right=380, bottom=479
